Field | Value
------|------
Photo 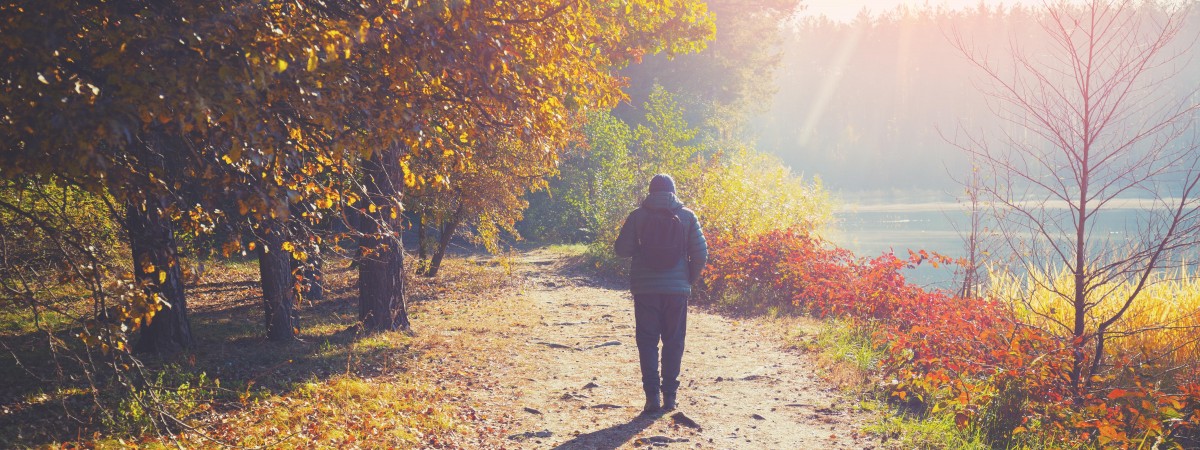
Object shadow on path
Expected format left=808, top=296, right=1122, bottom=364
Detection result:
left=550, top=413, right=659, bottom=450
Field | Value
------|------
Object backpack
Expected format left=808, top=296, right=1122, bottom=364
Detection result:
left=637, top=207, right=687, bottom=270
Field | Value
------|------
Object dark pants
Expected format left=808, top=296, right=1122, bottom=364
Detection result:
left=633, top=293, right=688, bottom=397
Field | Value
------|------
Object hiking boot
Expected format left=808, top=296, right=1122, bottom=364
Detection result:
left=642, top=388, right=661, bottom=414
left=642, top=396, right=662, bottom=414
left=662, top=392, right=677, bottom=411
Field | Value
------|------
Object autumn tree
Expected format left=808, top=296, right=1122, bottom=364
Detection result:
left=2, top=0, right=716, bottom=345
left=1, top=1, right=372, bottom=346
left=0, top=3, right=224, bottom=352
left=313, top=0, right=713, bottom=331
left=412, top=137, right=554, bottom=277
left=951, top=0, right=1200, bottom=402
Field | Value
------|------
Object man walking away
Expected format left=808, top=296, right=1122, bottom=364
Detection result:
left=614, top=173, right=708, bottom=414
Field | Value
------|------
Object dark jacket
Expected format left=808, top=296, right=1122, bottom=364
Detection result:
left=614, top=192, right=708, bottom=295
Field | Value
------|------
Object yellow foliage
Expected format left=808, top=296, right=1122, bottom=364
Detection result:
left=692, top=146, right=833, bottom=239
left=991, top=267, right=1200, bottom=373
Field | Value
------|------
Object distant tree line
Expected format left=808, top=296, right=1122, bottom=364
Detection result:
left=758, top=1, right=1200, bottom=192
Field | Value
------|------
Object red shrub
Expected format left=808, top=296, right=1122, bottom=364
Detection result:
left=701, top=229, right=1200, bottom=447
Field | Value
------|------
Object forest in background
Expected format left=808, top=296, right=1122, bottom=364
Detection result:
left=758, top=1, right=1200, bottom=192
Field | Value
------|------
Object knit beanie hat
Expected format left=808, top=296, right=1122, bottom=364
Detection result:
left=649, top=173, right=675, bottom=193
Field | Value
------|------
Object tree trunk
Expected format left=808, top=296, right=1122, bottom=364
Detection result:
left=958, top=179, right=984, bottom=299
left=126, top=202, right=192, bottom=353
left=258, top=219, right=298, bottom=341
left=356, top=152, right=410, bottom=332
left=426, top=206, right=464, bottom=278
left=415, top=211, right=428, bottom=275
left=357, top=232, right=407, bottom=331
left=1070, top=144, right=1091, bottom=405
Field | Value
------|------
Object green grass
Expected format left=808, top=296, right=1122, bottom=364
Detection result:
left=0, top=299, right=80, bottom=336
left=865, top=413, right=991, bottom=450
left=812, top=319, right=881, bottom=374
left=779, top=317, right=882, bottom=393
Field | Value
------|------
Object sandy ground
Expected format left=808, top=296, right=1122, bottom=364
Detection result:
left=446, top=251, right=876, bottom=449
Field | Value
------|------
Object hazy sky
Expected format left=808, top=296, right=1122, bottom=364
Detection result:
left=802, top=0, right=1044, bottom=22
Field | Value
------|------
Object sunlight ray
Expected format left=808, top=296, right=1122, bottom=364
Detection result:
left=798, top=24, right=863, bottom=147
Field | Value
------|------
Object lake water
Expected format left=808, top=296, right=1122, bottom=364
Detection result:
left=823, top=193, right=971, bottom=289
left=821, top=191, right=1155, bottom=289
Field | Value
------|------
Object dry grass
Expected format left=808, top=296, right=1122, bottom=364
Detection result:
left=990, top=267, right=1200, bottom=383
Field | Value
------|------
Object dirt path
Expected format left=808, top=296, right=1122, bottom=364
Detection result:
left=449, top=250, right=874, bottom=449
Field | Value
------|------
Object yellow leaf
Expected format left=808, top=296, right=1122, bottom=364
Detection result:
left=158, top=271, right=167, bottom=283
left=227, top=141, right=243, bottom=163
left=368, top=203, right=377, bottom=213
left=276, top=58, right=289, bottom=73
left=358, top=20, right=370, bottom=43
